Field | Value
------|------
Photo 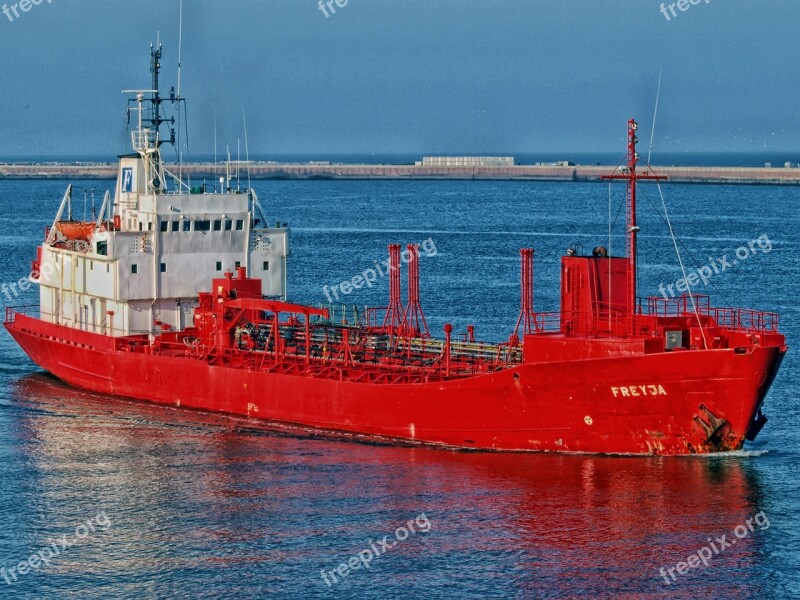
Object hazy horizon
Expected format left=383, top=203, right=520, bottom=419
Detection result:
left=1, top=1, right=798, bottom=159
left=2, top=151, right=799, bottom=170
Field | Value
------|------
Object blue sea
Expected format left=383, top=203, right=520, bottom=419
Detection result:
left=0, top=178, right=797, bottom=598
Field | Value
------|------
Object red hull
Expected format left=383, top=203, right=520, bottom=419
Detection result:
left=5, top=314, right=785, bottom=455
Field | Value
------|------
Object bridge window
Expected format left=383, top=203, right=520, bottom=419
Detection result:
left=213, top=220, right=221, bottom=231
left=131, top=264, right=138, bottom=274
left=262, top=261, right=269, bottom=271
left=171, top=220, right=179, bottom=232
left=224, top=220, right=232, bottom=231
left=196, top=220, right=211, bottom=232
left=235, top=219, right=244, bottom=231
left=160, top=263, right=167, bottom=273
left=182, top=219, right=190, bottom=232
left=215, top=261, right=222, bottom=271
left=160, top=221, right=168, bottom=232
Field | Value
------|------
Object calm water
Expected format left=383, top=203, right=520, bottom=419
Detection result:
left=0, top=179, right=797, bottom=599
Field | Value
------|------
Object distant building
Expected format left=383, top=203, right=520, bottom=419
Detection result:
left=416, top=156, right=515, bottom=167
left=533, top=160, right=575, bottom=167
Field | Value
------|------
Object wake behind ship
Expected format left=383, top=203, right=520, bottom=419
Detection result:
left=4, top=45, right=788, bottom=455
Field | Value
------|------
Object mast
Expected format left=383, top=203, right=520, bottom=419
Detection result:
left=151, top=44, right=161, bottom=145
left=123, top=43, right=186, bottom=194
left=601, top=119, right=667, bottom=316
left=144, top=44, right=177, bottom=151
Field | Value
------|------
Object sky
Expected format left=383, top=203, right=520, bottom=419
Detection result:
left=0, top=0, right=798, bottom=159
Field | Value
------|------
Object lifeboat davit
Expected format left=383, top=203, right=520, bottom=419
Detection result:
left=56, top=221, right=96, bottom=241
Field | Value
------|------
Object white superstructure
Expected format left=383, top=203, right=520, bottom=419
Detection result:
left=33, top=44, right=289, bottom=337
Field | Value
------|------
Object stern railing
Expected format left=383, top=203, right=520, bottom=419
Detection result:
left=4, top=305, right=39, bottom=324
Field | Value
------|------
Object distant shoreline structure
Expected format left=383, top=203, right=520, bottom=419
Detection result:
left=2, top=158, right=800, bottom=184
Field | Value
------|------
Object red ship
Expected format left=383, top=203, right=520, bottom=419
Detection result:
left=4, top=46, right=787, bottom=455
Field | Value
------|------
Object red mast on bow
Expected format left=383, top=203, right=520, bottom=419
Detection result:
left=601, top=118, right=667, bottom=316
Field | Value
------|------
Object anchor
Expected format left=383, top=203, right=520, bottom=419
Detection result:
left=693, top=404, right=732, bottom=450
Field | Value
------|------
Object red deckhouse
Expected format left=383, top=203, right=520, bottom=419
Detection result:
left=4, top=46, right=788, bottom=455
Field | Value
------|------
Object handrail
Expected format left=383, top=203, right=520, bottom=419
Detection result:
left=4, top=305, right=40, bottom=324
left=529, top=293, right=778, bottom=337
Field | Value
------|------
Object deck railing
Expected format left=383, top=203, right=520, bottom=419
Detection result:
left=529, top=293, right=779, bottom=337
left=4, top=305, right=39, bottom=324
left=647, top=294, right=779, bottom=332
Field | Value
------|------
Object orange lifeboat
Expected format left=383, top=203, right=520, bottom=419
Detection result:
left=55, top=221, right=96, bottom=241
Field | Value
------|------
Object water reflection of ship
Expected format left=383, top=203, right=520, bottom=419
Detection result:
left=382, top=450, right=769, bottom=595
left=10, top=373, right=770, bottom=595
